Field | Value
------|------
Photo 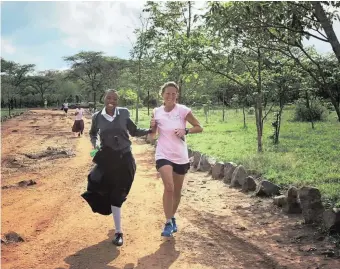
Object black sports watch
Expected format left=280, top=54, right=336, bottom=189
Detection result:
left=185, top=128, right=189, bottom=135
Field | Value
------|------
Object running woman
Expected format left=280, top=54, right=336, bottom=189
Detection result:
left=150, top=81, right=203, bottom=237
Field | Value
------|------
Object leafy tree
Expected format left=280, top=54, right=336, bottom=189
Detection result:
left=63, top=51, right=125, bottom=109
left=131, top=15, right=150, bottom=122
left=141, top=1, right=202, bottom=102
left=28, top=71, right=56, bottom=104
left=1, top=58, right=35, bottom=111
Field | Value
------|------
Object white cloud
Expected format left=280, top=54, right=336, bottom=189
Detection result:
left=1, top=38, right=16, bottom=55
left=49, top=1, right=146, bottom=52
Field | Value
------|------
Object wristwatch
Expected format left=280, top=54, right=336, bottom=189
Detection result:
left=185, top=128, right=189, bottom=135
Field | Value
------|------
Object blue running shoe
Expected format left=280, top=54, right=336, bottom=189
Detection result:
left=161, top=222, right=173, bottom=237
left=172, top=217, right=177, bottom=233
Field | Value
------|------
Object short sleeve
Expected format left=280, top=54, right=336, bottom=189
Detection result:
left=180, top=105, right=191, bottom=119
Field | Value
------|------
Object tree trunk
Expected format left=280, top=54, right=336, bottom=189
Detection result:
left=242, top=105, right=246, bottom=128
left=40, top=92, right=44, bottom=106
left=178, top=77, right=183, bottom=103
left=93, top=91, right=97, bottom=111
left=305, top=91, right=315, bottom=129
left=147, top=89, right=150, bottom=116
left=136, top=57, right=141, bottom=123
left=256, top=47, right=263, bottom=152
left=329, top=97, right=340, bottom=122
left=222, top=91, right=225, bottom=122
left=312, top=2, right=340, bottom=63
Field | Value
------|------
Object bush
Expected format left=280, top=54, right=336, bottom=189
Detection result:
left=294, top=98, right=328, bottom=122
left=248, top=107, right=255, bottom=115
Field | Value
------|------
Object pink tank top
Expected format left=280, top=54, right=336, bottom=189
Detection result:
left=154, top=104, right=191, bottom=164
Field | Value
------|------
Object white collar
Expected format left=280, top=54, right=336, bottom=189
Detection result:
left=101, top=107, right=119, bottom=122
left=102, top=107, right=119, bottom=116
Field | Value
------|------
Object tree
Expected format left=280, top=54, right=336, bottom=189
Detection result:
left=28, top=71, right=55, bottom=104
left=141, top=1, right=202, bottom=102
left=131, top=15, right=150, bottom=123
left=1, top=58, right=35, bottom=113
left=206, top=1, right=340, bottom=121
left=64, top=51, right=110, bottom=109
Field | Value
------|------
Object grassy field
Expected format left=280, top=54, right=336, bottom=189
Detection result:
left=134, top=105, right=340, bottom=205
left=1, top=108, right=28, bottom=118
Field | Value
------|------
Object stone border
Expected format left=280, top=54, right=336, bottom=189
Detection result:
left=144, top=137, right=339, bottom=234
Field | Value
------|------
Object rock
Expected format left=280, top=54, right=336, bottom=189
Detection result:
left=223, top=162, right=237, bottom=184
left=18, top=180, right=37, bottom=187
left=3, top=232, right=24, bottom=244
left=211, top=162, right=225, bottom=179
left=230, top=165, right=247, bottom=188
left=283, top=186, right=302, bottom=214
left=321, top=249, right=336, bottom=257
left=242, top=176, right=257, bottom=192
left=188, top=148, right=193, bottom=158
left=323, top=208, right=340, bottom=233
left=12, top=129, right=18, bottom=133
left=192, top=151, right=201, bottom=168
left=298, top=187, right=324, bottom=224
left=198, top=155, right=215, bottom=173
left=255, top=180, right=280, bottom=197
left=274, top=195, right=287, bottom=207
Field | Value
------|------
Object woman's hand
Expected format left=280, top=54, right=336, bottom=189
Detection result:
left=174, top=128, right=186, bottom=138
left=150, top=118, right=157, bottom=128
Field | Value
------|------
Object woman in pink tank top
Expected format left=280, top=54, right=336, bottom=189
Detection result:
left=150, top=81, right=203, bottom=237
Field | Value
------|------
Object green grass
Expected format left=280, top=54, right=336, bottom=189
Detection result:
left=1, top=108, right=28, bottom=118
left=133, top=105, right=340, bottom=205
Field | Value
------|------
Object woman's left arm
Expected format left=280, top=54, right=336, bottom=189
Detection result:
left=185, top=112, right=203, bottom=134
left=127, top=118, right=152, bottom=137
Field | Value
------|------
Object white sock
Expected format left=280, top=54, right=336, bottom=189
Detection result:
left=111, top=205, right=122, bottom=233
left=166, top=219, right=172, bottom=224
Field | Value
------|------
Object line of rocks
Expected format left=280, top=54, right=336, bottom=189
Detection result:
left=187, top=149, right=340, bottom=234
left=144, top=136, right=340, bottom=234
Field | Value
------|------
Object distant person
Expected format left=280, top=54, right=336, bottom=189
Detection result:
left=72, top=105, right=84, bottom=137
left=63, top=102, right=69, bottom=115
left=150, top=81, right=203, bottom=237
left=44, top=99, right=48, bottom=109
left=82, top=89, right=153, bottom=247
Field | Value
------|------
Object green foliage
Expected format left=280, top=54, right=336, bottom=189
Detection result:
left=117, top=88, right=138, bottom=106
left=294, top=98, right=328, bottom=122
left=248, top=107, right=255, bottom=115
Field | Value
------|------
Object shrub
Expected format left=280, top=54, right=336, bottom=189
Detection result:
left=294, top=98, right=328, bottom=122
left=248, top=107, right=255, bottom=115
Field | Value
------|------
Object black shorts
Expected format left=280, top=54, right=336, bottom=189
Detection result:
left=156, top=159, right=190, bottom=175
left=63, top=108, right=68, bottom=113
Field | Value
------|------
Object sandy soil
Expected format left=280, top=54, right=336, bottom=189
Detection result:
left=1, top=109, right=339, bottom=269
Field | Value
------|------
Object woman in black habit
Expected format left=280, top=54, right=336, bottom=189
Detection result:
left=82, top=89, right=152, bottom=246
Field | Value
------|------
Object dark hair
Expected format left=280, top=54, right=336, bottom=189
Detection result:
left=160, top=81, right=179, bottom=95
left=105, top=89, right=118, bottom=96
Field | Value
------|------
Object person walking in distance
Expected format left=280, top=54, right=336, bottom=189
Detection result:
left=150, top=81, right=203, bottom=237
left=83, top=89, right=152, bottom=246
left=63, top=101, right=69, bottom=115
left=72, top=105, right=84, bottom=137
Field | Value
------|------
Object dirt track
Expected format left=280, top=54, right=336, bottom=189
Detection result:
left=1, top=110, right=339, bottom=269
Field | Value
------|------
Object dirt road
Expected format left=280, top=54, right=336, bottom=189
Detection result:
left=1, top=110, right=339, bottom=269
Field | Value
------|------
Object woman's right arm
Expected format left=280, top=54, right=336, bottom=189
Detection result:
left=148, top=108, right=158, bottom=140
left=89, top=113, right=99, bottom=149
